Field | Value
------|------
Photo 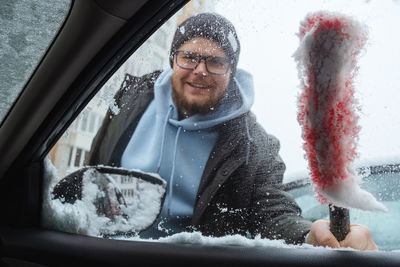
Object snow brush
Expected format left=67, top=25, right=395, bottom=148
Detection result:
left=294, top=11, right=387, bottom=241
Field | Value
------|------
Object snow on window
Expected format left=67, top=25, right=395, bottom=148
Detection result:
left=114, top=229, right=375, bottom=252
left=42, top=158, right=166, bottom=237
left=179, top=25, right=185, bottom=35
left=0, top=0, right=71, bottom=123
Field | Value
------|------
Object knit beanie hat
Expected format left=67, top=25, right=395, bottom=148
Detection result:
left=169, top=12, right=241, bottom=76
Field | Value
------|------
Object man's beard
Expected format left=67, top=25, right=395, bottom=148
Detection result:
left=171, top=87, right=223, bottom=117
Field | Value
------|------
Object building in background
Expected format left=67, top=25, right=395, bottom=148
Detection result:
left=49, top=0, right=214, bottom=201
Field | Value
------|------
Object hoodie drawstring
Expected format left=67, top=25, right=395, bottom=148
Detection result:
left=167, top=126, right=182, bottom=217
left=156, top=104, right=182, bottom=217
left=156, top=105, right=173, bottom=173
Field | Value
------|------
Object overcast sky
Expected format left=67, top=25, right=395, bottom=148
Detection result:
left=215, top=0, right=400, bottom=180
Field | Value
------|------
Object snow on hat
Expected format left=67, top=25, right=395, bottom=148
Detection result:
left=169, top=12, right=241, bottom=75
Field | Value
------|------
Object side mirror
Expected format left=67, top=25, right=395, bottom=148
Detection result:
left=42, top=164, right=166, bottom=237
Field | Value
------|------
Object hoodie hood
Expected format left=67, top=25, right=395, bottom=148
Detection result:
left=154, top=68, right=254, bottom=130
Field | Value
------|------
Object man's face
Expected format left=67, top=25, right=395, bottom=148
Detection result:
left=171, top=37, right=231, bottom=118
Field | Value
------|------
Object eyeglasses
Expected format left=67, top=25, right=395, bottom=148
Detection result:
left=174, top=50, right=231, bottom=75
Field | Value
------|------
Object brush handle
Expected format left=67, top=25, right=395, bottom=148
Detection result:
left=329, top=204, right=350, bottom=242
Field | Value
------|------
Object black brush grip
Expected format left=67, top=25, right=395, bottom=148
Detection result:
left=329, top=204, right=350, bottom=242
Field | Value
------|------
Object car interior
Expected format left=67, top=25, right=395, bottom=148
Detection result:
left=1, top=0, right=400, bottom=266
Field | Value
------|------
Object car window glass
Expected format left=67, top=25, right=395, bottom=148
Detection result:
left=43, top=0, right=400, bottom=251
left=0, top=0, right=71, bottom=124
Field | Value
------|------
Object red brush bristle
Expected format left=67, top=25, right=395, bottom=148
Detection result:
left=296, top=12, right=366, bottom=204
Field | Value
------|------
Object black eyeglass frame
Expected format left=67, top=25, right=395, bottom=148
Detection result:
left=174, top=50, right=232, bottom=75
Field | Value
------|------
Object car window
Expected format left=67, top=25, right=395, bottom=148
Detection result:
left=42, top=0, right=400, bottom=251
left=0, top=0, right=71, bottom=124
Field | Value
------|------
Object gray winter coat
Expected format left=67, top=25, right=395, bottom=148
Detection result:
left=88, top=71, right=312, bottom=244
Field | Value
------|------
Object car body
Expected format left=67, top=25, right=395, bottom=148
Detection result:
left=1, top=0, right=400, bottom=266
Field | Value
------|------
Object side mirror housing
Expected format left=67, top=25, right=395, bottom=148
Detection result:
left=42, top=163, right=166, bottom=237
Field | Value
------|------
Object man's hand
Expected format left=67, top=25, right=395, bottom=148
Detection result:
left=306, top=219, right=378, bottom=250
left=339, top=223, right=378, bottom=250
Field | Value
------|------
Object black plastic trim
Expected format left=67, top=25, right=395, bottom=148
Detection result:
left=1, top=227, right=400, bottom=267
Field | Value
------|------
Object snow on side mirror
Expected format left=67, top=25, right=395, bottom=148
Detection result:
left=42, top=161, right=166, bottom=237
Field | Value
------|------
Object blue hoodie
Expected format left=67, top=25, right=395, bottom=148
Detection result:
left=121, top=68, right=254, bottom=237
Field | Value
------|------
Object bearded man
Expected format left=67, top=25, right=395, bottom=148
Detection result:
left=88, top=13, right=377, bottom=250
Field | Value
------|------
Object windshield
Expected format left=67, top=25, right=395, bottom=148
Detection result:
left=44, top=0, right=400, bottom=252
left=0, top=0, right=71, bottom=124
